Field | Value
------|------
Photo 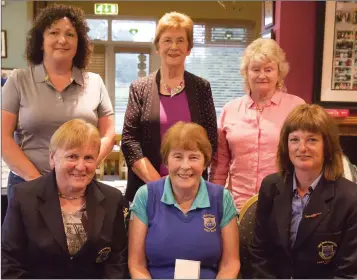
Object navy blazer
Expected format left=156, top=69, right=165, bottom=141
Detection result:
left=250, top=173, right=357, bottom=279
left=1, top=171, right=129, bottom=279
left=121, top=70, right=217, bottom=202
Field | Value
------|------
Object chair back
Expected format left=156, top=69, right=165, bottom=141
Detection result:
left=96, top=134, right=128, bottom=180
left=238, top=194, right=258, bottom=279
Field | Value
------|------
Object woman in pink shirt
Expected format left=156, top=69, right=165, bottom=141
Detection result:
left=209, top=38, right=305, bottom=210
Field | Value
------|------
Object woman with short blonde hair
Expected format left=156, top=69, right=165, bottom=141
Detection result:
left=240, top=38, right=290, bottom=92
left=122, top=12, right=217, bottom=203
left=210, top=38, right=305, bottom=210
left=154, top=12, right=194, bottom=51
left=49, top=119, right=101, bottom=153
left=2, top=119, right=128, bottom=278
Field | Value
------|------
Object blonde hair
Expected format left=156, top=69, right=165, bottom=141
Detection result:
left=277, top=104, right=343, bottom=181
left=49, top=119, right=101, bottom=153
left=161, top=122, right=212, bottom=167
left=154, top=12, right=194, bottom=51
left=240, top=38, right=290, bottom=92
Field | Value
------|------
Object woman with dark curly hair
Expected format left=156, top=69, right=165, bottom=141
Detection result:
left=1, top=4, right=115, bottom=197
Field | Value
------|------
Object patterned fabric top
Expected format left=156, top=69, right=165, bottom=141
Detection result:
left=61, top=204, right=89, bottom=256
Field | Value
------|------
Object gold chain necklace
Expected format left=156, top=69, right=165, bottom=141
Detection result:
left=58, top=191, right=85, bottom=200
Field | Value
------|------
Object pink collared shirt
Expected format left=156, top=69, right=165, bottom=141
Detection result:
left=210, top=91, right=305, bottom=210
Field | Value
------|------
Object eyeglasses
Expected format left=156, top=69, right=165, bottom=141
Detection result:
left=160, top=38, right=187, bottom=47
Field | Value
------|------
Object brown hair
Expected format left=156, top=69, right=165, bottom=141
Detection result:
left=49, top=119, right=100, bottom=153
left=277, top=104, right=343, bottom=181
left=161, top=122, right=212, bottom=167
left=25, top=4, right=92, bottom=69
left=154, top=12, right=194, bottom=51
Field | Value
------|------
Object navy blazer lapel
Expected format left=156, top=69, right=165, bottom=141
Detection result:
left=86, top=180, right=105, bottom=242
left=273, top=175, right=293, bottom=254
left=38, top=171, right=68, bottom=253
left=293, top=178, right=334, bottom=250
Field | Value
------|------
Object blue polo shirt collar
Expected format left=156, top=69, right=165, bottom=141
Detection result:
left=292, top=171, right=322, bottom=194
left=33, top=63, right=83, bottom=86
left=161, top=176, right=210, bottom=212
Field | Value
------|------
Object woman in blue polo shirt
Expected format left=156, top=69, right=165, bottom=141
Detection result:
left=128, top=122, right=240, bottom=279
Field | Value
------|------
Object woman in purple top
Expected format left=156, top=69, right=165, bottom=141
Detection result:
left=121, top=12, right=217, bottom=202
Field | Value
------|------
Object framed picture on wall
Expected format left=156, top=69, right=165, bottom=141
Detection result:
left=261, top=28, right=275, bottom=40
left=263, top=1, right=275, bottom=28
left=314, top=1, right=357, bottom=108
left=1, top=30, right=7, bottom=58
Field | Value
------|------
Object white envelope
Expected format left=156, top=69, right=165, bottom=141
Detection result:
left=174, top=259, right=201, bottom=279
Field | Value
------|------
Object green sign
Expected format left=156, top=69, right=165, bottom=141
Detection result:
left=94, top=3, right=119, bottom=15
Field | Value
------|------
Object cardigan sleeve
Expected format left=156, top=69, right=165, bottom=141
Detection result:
left=200, top=80, right=218, bottom=156
left=121, top=82, right=144, bottom=167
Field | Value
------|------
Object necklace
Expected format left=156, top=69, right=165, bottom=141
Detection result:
left=161, top=80, right=184, bottom=97
left=58, top=191, right=85, bottom=200
left=256, top=107, right=264, bottom=113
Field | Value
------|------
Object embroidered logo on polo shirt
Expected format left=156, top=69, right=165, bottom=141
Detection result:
left=203, top=214, right=216, bottom=232
left=318, top=241, right=337, bottom=261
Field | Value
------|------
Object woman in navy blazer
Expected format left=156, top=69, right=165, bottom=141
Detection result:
left=1, top=119, right=128, bottom=279
left=250, top=104, right=357, bottom=279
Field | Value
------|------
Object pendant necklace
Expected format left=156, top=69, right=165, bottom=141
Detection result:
left=161, top=80, right=185, bottom=97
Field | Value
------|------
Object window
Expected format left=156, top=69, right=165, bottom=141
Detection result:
left=211, top=27, right=248, bottom=43
left=86, top=18, right=155, bottom=133
left=185, top=46, right=244, bottom=117
left=185, top=23, right=255, bottom=118
left=115, top=53, right=150, bottom=133
left=112, top=20, right=156, bottom=42
left=87, top=19, right=108, bottom=41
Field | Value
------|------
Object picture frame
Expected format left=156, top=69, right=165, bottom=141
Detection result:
left=1, top=30, right=7, bottom=58
left=263, top=1, right=275, bottom=28
left=314, top=2, right=357, bottom=108
left=261, top=28, right=275, bottom=40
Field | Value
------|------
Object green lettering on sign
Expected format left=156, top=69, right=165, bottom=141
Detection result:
left=94, top=3, right=118, bottom=15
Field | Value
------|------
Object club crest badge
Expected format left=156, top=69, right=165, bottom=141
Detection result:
left=96, top=247, right=111, bottom=263
left=318, top=241, right=337, bottom=261
left=203, top=214, right=216, bottom=232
